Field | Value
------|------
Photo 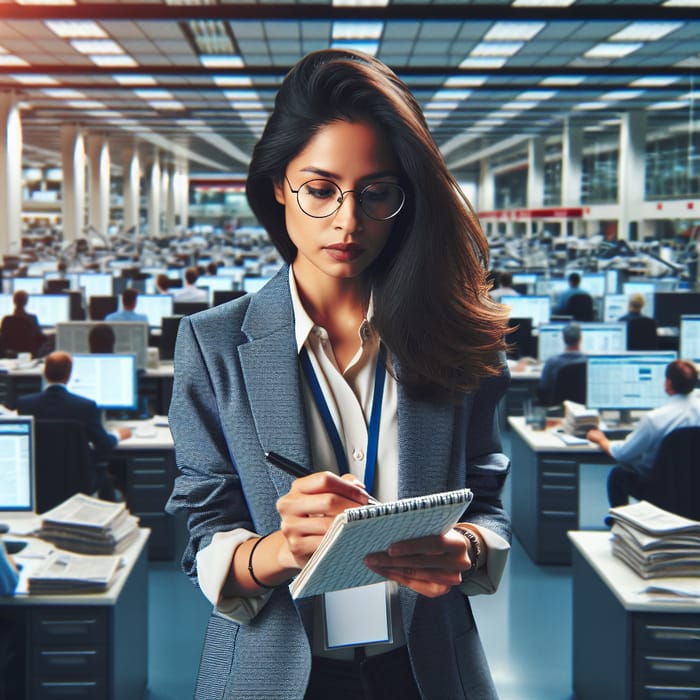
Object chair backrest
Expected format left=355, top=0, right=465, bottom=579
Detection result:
left=0, top=315, right=42, bottom=355
left=626, top=316, right=658, bottom=351
left=565, top=294, right=594, bottom=322
left=551, top=360, right=587, bottom=405
left=645, top=427, right=700, bottom=520
left=34, top=419, right=93, bottom=513
left=173, top=301, right=209, bottom=316
left=506, top=317, right=534, bottom=359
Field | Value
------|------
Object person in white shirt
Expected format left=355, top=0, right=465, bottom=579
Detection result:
left=166, top=48, right=511, bottom=700
left=489, top=271, right=519, bottom=301
left=173, top=267, right=208, bottom=303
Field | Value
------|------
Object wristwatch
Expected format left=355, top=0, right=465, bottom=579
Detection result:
left=453, top=526, right=481, bottom=576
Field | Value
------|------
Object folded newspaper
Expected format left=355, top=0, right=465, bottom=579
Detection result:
left=39, top=493, right=139, bottom=555
left=28, top=550, right=122, bottom=594
left=561, top=400, right=600, bottom=436
left=608, top=501, right=700, bottom=582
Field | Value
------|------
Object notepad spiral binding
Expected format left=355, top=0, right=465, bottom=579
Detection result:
left=345, top=488, right=472, bottom=521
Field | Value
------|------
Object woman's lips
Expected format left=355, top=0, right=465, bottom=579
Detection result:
left=324, top=243, right=364, bottom=261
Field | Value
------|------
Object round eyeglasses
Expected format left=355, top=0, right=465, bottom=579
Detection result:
left=285, top=177, right=406, bottom=221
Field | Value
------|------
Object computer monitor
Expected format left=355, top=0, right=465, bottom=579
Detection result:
left=603, top=294, right=628, bottom=322
left=586, top=351, right=678, bottom=413
left=605, top=269, right=619, bottom=294
left=78, top=272, right=114, bottom=299
left=195, top=276, right=234, bottom=304
left=622, top=282, right=656, bottom=318
left=55, top=321, right=149, bottom=370
left=212, top=290, right=246, bottom=307
left=159, top=315, right=183, bottom=361
left=0, top=293, right=13, bottom=319
left=537, top=322, right=628, bottom=363
left=10, top=277, right=45, bottom=294
left=26, top=294, right=71, bottom=327
left=89, top=295, right=118, bottom=320
left=133, top=294, right=174, bottom=329
left=680, top=315, right=700, bottom=364
left=649, top=278, right=678, bottom=293
left=580, top=273, right=606, bottom=298
left=534, top=278, right=569, bottom=299
left=65, top=353, right=138, bottom=411
left=0, top=416, right=35, bottom=514
left=654, top=292, right=700, bottom=328
left=242, top=276, right=272, bottom=294
left=511, top=273, right=539, bottom=294
left=501, top=295, right=551, bottom=328
left=217, top=266, right=246, bottom=286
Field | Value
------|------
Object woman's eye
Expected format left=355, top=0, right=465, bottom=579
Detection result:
left=305, top=183, right=337, bottom=199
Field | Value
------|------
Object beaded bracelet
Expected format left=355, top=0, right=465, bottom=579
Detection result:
left=247, top=533, right=277, bottom=589
left=453, top=526, right=481, bottom=578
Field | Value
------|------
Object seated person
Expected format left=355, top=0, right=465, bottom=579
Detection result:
left=489, top=271, right=519, bottom=301
left=617, top=293, right=647, bottom=322
left=553, top=272, right=594, bottom=319
left=155, top=273, right=170, bottom=294
left=0, top=290, right=48, bottom=357
left=16, top=352, right=132, bottom=500
left=173, top=267, right=208, bottom=303
left=0, top=540, right=18, bottom=596
left=105, top=288, right=149, bottom=324
left=587, top=360, right=700, bottom=507
left=88, top=323, right=116, bottom=353
left=537, top=323, right=585, bottom=405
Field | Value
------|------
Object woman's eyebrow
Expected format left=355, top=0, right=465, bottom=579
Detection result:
left=299, top=166, right=400, bottom=181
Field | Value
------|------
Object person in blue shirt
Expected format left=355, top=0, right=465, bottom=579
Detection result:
left=553, top=272, right=593, bottom=317
left=587, top=360, right=700, bottom=507
left=0, top=540, right=18, bottom=596
left=105, top=288, right=149, bottom=324
left=537, top=323, right=585, bottom=405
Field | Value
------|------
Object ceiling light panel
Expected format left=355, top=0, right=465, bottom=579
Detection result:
left=484, top=22, right=546, bottom=41
left=585, top=43, right=643, bottom=59
left=188, top=21, right=235, bottom=54
left=332, top=21, right=384, bottom=40
left=71, top=39, right=124, bottom=55
left=45, top=21, right=106, bottom=39
left=610, top=22, right=683, bottom=42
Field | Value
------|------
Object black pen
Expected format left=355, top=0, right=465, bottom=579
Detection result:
left=265, top=451, right=381, bottom=505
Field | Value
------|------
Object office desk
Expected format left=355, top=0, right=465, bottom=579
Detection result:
left=500, top=364, right=541, bottom=430
left=569, top=531, right=700, bottom=700
left=509, top=416, right=613, bottom=564
left=111, top=421, right=175, bottom=561
left=0, top=528, right=150, bottom=700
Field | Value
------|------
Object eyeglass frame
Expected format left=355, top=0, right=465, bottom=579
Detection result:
left=284, top=176, right=406, bottom=221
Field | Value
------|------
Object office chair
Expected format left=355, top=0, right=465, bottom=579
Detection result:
left=212, top=290, right=246, bottom=307
left=506, top=317, right=534, bottom=359
left=565, top=294, right=595, bottom=322
left=34, top=419, right=94, bottom=513
left=626, top=316, right=658, bottom=351
left=549, top=360, right=587, bottom=406
left=159, top=315, right=183, bottom=361
left=173, top=301, right=209, bottom=316
left=640, top=427, right=700, bottom=520
left=88, top=295, right=118, bottom=321
left=0, top=316, right=43, bottom=357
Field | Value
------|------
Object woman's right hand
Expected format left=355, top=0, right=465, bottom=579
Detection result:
left=275, top=471, right=371, bottom=569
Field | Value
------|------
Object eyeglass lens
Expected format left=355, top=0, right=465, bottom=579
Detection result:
left=296, top=179, right=404, bottom=220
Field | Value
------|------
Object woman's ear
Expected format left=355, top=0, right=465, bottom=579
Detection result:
left=273, top=178, right=286, bottom=206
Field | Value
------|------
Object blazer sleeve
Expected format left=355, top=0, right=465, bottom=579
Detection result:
left=165, top=315, right=253, bottom=585
left=84, top=400, right=118, bottom=455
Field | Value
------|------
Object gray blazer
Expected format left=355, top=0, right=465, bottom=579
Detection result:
left=166, top=266, right=511, bottom=700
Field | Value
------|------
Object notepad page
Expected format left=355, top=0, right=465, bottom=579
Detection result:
left=290, top=488, right=472, bottom=599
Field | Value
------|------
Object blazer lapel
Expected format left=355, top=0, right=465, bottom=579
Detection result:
left=238, top=269, right=312, bottom=498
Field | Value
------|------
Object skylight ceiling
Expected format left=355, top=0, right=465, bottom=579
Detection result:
left=0, top=1, right=697, bottom=179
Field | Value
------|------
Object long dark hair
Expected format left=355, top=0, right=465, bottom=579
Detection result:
left=247, top=49, right=509, bottom=399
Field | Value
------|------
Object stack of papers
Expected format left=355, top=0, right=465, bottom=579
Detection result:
left=608, top=501, right=700, bottom=584
left=561, top=400, right=600, bottom=437
left=39, top=494, right=139, bottom=555
left=28, top=550, right=122, bottom=594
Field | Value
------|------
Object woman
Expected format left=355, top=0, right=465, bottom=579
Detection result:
left=167, top=49, right=511, bottom=699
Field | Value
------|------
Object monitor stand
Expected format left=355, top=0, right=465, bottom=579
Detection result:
left=617, top=409, right=633, bottom=427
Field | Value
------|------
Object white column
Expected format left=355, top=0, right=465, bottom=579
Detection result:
left=87, top=133, right=110, bottom=238
left=60, top=124, right=86, bottom=243
left=478, top=158, right=494, bottom=213
left=0, top=92, right=23, bottom=257
left=174, top=165, right=189, bottom=232
left=147, top=156, right=161, bottom=238
left=122, top=148, right=140, bottom=235
left=164, top=164, right=176, bottom=236
left=527, top=137, right=545, bottom=209
left=561, top=120, right=583, bottom=208
left=618, top=110, right=647, bottom=242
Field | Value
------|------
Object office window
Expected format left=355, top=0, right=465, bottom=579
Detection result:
left=581, top=150, right=618, bottom=204
left=543, top=157, right=561, bottom=206
left=646, top=133, right=700, bottom=200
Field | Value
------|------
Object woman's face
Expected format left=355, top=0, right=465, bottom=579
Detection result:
left=274, top=120, right=401, bottom=286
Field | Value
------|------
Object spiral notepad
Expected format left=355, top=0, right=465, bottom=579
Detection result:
left=289, top=488, right=473, bottom=599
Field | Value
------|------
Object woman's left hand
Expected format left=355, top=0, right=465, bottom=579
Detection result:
left=364, top=529, right=471, bottom=598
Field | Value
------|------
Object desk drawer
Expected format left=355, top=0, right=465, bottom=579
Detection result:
left=636, top=619, right=700, bottom=654
left=128, top=455, right=171, bottom=485
left=31, top=678, right=106, bottom=700
left=635, top=684, right=700, bottom=699
left=32, top=609, right=107, bottom=646
left=33, top=646, right=107, bottom=680
left=635, top=654, right=700, bottom=687
left=128, top=483, right=171, bottom=511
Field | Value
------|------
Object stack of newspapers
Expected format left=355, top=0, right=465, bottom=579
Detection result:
left=39, top=493, right=139, bottom=555
left=608, top=501, right=700, bottom=581
left=561, top=400, right=600, bottom=436
left=28, top=550, right=122, bottom=595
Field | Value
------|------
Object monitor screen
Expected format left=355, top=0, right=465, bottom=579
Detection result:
left=586, top=352, right=678, bottom=411
left=10, top=277, right=45, bottom=294
left=511, top=273, right=539, bottom=293
left=242, top=276, right=272, bottom=294
left=537, top=322, right=627, bottom=363
left=26, top=294, right=71, bottom=327
left=55, top=321, right=149, bottom=370
left=0, top=293, right=13, bottom=319
left=680, top=315, right=700, bottom=364
left=65, top=353, right=138, bottom=410
left=196, top=276, right=234, bottom=303
left=501, top=295, right=551, bottom=328
left=0, top=416, right=34, bottom=512
left=654, top=292, right=700, bottom=328
left=78, top=272, right=114, bottom=299
left=134, top=294, right=174, bottom=329
left=605, top=269, right=619, bottom=294
left=534, top=278, right=569, bottom=299
left=603, top=294, right=628, bottom=322
left=622, top=282, right=656, bottom=318
left=580, top=273, right=606, bottom=298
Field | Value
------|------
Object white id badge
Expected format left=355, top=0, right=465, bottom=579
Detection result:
left=323, top=582, right=392, bottom=649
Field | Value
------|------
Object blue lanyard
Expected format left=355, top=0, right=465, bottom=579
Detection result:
left=299, top=342, right=386, bottom=495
